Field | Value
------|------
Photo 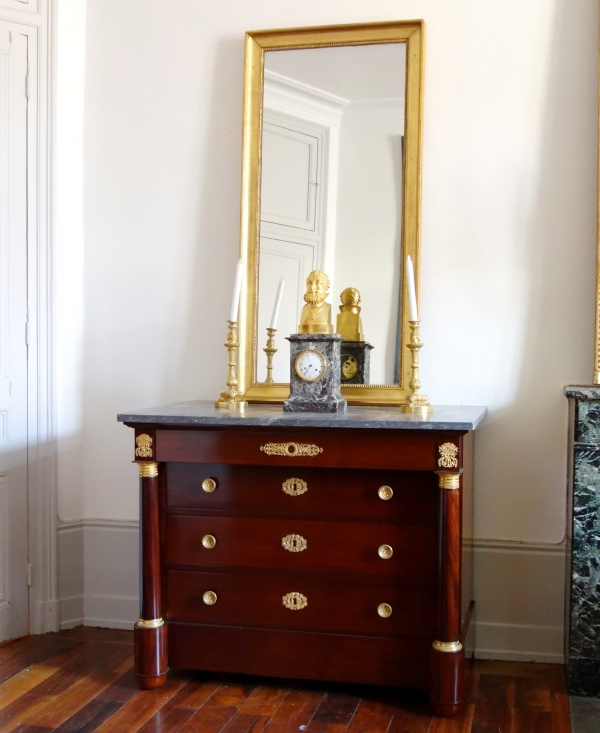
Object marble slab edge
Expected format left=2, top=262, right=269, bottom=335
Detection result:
left=117, top=401, right=487, bottom=431
left=565, top=385, right=600, bottom=401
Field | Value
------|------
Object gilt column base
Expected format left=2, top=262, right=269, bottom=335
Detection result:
left=134, top=622, right=168, bottom=689
left=430, top=643, right=465, bottom=717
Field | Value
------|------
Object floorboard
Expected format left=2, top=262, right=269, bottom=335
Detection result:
left=0, top=629, right=572, bottom=733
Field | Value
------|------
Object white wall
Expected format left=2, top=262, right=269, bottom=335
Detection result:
left=55, top=0, right=86, bottom=522
left=54, top=0, right=598, bottom=660
left=334, top=102, right=404, bottom=384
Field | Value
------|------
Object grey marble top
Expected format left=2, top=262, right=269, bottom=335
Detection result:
left=117, top=400, right=487, bottom=431
left=565, top=385, right=600, bottom=400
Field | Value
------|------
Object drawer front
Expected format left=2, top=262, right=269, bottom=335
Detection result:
left=166, top=569, right=436, bottom=639
left=156, top=429, right=440, bottom=471
left=166, top=463, right=438, bottom=521
left=165, top=515, right=436, bottom=580
left=168, top=623, right=430, bottom=689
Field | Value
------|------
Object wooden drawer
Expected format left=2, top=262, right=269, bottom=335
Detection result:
left=166, top=463, right=438, bottom=521
left=168, top=623, right=430, bottom=689
left=156, top=428, right=442, bottom=471
left=166, top=569, right=436, bottom=639
left=165, top=515, right=436, bottom=580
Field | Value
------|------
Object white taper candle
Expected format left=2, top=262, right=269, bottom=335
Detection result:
left=406, top=256, right=419, bottom=321
left=229, top=259, right=243, bottom=322
left=270, top=278, right=285, bottom=329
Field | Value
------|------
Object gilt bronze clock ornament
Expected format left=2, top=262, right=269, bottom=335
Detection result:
left=298, top=270, right=334, bottom=334
left=336, top=287, right=364, bottom=341
left=336, top=288, right=373, bottom=385
left=284, top=271, right=346, bottom=413
left=340, top=341, right=374, bottom=385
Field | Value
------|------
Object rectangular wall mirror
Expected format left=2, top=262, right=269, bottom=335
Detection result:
left=238, top=21, right=425, bottom=405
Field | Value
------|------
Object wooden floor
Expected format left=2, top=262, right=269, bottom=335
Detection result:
left=0, top=628, right=570, bottom=732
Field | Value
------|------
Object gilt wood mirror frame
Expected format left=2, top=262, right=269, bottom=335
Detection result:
left=237, top=20, right=425, bottom=405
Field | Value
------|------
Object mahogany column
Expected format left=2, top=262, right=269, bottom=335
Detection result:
left=134, top=461, right=168, bottom=689
left=430, top=470, right=464, bottom=717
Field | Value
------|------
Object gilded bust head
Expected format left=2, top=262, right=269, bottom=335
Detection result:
left=339, top=287, right=361, bottom=310
left=298, top=270, right=333, bottom=334
left=336, top=286, right=364, bottom=341
left=304, top=270, right=330, bottom=306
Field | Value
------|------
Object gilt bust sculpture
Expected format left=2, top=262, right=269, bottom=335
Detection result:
left=336, top=287, right=364, bottom=341
left=298, top=270, right=333, bottom=334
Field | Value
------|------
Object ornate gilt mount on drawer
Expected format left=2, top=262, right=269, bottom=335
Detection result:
left=135, top=433, right=153, bottom=458
left=260, top=442, right=323, bottom=457
left=438, top=442, right=459, bottom=468
left=282, top=534, right=307, bottom=553
left=282, top=478, right=308, bottom=496
left=282, top=592, right=307, bottom=610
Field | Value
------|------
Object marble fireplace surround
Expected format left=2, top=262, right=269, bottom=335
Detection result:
left=566, top=386, right=600, bottom=696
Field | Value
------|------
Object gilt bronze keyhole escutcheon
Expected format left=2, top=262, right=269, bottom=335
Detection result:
left=282, top=478, right=308, bottom=496
left=282, top=592, right=308, bottom=610
left=282, top=534, right=308, bottom=553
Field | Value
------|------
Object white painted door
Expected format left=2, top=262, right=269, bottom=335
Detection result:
left=257, top=238, right=316, bottom=383
left=0, top=22, right=30, bottom=642
left=258, top=111, right=331, bottom=384
left=261, top=120, right=320, bottom=232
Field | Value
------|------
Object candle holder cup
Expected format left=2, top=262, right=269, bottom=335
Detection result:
left=403, top=320, right=433, bottom=414
left=215, top=320, right=248, bottom=410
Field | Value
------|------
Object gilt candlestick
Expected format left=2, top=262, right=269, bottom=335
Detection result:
left=403, top=320, right=433, bottom=414
left=263, top=328, right=278, bottom=385
left=215, top=320, right=247, bottom=409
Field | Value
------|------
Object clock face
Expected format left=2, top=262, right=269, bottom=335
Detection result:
left=341, top=355, right=358, bottom=380
left=295, top=349, right=328, bottom=382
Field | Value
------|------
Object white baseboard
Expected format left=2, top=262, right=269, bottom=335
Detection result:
left=30, top=599, right=61, bottom=634
left=469, top=539, right=566, bottom=663
left=58, top=518, right=139, bottom=630
left=59, top=595, right=84, bottom=630
left=83, top=594, right=138, bottom=629
left=57, top=521, right=567, bottom=661
left=474, top=622, right=564, bottom=663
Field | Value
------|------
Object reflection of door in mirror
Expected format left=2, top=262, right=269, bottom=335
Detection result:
left=256, top=43, right=406, bottom=386
left=257, top=109, right=331, bottom=383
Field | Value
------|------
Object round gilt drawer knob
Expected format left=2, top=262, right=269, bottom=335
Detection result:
left=377, top=603, right=392, bottom=618
left=202, top=478, right=217, bottom=493
left=202, top=534, right=216, bottom=549
left=378, top=544, right=393, bottom=559
left=378, top=485, right=393, bottom=500
left=203, top=591, right=217, bottom=605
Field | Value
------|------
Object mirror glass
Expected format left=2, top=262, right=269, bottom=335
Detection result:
left=255, top=42, right=406, bottom=387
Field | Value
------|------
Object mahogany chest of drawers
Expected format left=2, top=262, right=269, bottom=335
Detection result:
left=118, top=401, right=486, bottom=717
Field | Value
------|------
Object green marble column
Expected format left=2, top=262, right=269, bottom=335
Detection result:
left=566, top=386, right=600, bottom=696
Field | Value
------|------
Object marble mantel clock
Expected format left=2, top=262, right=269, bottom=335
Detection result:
left=283, top=270, right=347, bottom=414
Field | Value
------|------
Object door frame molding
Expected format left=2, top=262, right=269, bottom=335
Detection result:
left=0, top=0, right=59, bottom=634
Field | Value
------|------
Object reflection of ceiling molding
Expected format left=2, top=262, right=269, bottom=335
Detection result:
left=344, top=97, right=405, bottom=117
left=264, top=70, right=404, bottom=125
left=264, top=69, right=349, bottom=107
left=264, top=70, right=346, bottom=127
